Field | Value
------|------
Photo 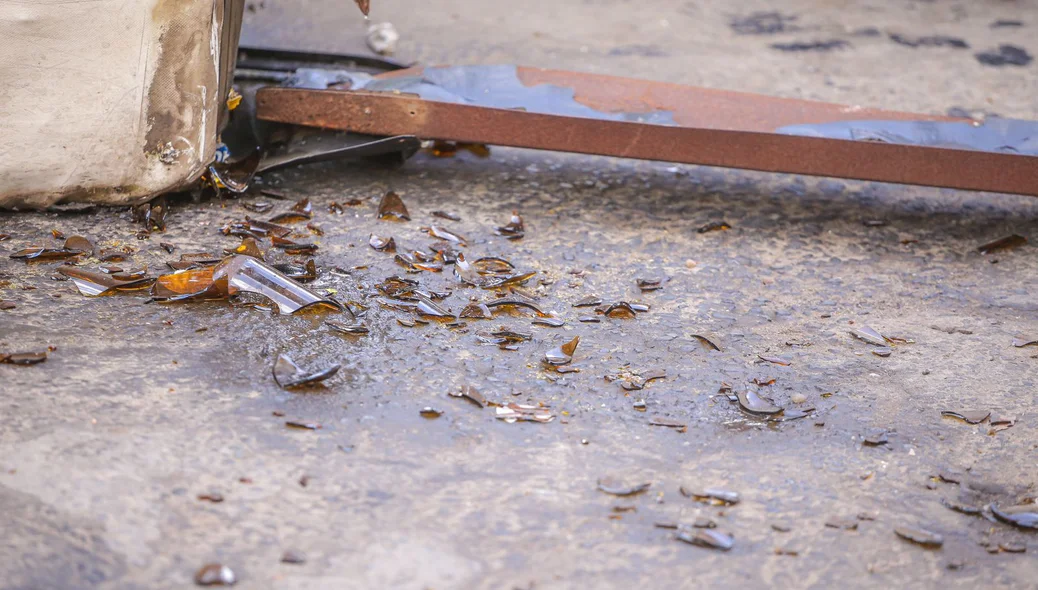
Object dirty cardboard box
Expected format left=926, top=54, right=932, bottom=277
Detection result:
left=0, top=0, right=244, bottom=209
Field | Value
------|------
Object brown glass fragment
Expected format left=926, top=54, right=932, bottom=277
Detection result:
left=637, top=278, right=663, bottom=291
left=197, top=492, right=224, bottom=503
left=863, top=428, right=889, bottom=446
left=377, top=191, right=410, bottom=221
left=431, top=210, right=461, bottom=221
left=424, top=225, right=467, bottom=245
left=573, top=295, right=602, bottom=308
left=281, top=550, right=306, bottom=564
left=545, top=336, right=579, bottom=365
left=495, top=403, right=554, bottom=423
left=698, top=221, right=732, bottom=233
left=420, top=407, right=443, bottom=418
left=449, top=385, right=488, bottom=408
left=194, top=563, right=236, bottom=586
left=9, top=246, right=85, bottom=262
left=757, top=354, right=791, bottom=366
left=495, top=211, right=525, bottom=239
left=241, top=201, right=274, bottom=214
left=460, top=302, right=493, bottom=319
left=940, top=410, right=990, bottom=424
left=369, top=234, right=397, bottom=252
left=0, top=352, right=48, bottom=365
left=532, top=317, right=565, bottom=327
left=691, top=334, right=721, bottom=351
left=415, top=293, right=454, bottom=318
left=209, top=149, right=261, bottom=193
left=649, top=416, right=686, bottom=428
left=58, top=266, right=154, bottom=296
left=326, top=321, right=369, bottom=335
left=285, top=421, right=322, bottom=430
left=354, top=0, right=369, bottom=15
left=604, top=302, right=637, bottom=319
left=978, top=234, right=1026, bottom=254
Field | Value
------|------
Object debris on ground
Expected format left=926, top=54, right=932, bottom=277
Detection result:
left=449, top=385, right=488, bottom=408
left=940, top=410, right=990, bottom=424
left=494, top=211, right=525, bottom=239
left=978, top=234, right=1027, bottom=254
left=698, top=221, right=732, bottom=234
left=377, top=191, right=410, bottom=221
left=280, top=550, right=306, bottom=564
left=544, top=337, right=579, bottom=366
left=495, top=403, right=554, bottom=423
left=597, top=478, right=651, bottom=496
left=894, top=526, right=944, bottom=548
left=0, top=352, right=48, bottom=365
left=990, top=504, right=1038, bottom=530
left=272, top=354, right=341, bottom=389
left=676, top=528, right=734, bottom=551
left=680, top=487, right=740, bottom=505
left=194, top=563, right=236, bottom=586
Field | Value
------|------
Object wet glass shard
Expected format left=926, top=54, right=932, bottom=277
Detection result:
left=414, top=293, right=454, bottom=318
left=532, top=317, right=565, bottom=327
left=978, top=234, right=1026, bottom=254
left=677, top=529, right=734, bottom=551
left=9, top=246, right=85, bottom=262
left=940, top=498, right=981, bottom=515
left=649, top=416, right=686, bottom=428
left=940, top=410, right=990, bottom=424
left=495, top=211, right=525, bottom=239
left=604, top=302, right=637, bottom=319
left=737, top=390, right=782, bottom=415
left=273, top=354, right=340, bottom=389
left=272, top=259, right=318, bottom=282
left=680, top=487, right=740, bottom=505
left=825, top=519, right=859, bottom=530
left=269, top=198, right=313, bottom=224
left=153, top=256, right=343, bottom=314
left=990, top=504, right=1038, bottom=530
left=242, top=201, right=274, bottom=214
left=369, top=234, right=397, bottom=252
left=449, top=385, right=488, bottom=408
left=57, top=266, right=154, bottom=296
left=424, top=225, right=467, bottom=245
left=757, top=354, right=791, bottom=366
left=863, top=428, right=889, bottom=446
left=473, top=257, right=515, bottom=274
left=637, top=278, right=663, bottom=292
left=480, top=272, right=537, bottom=289
left=495, top=403, right=554, bottom=423
left=894, top=526, right=944, bottom=548
left=485, top=298, right=547, bottom=316
left=431, top=211, right=461, bottom=221
left=378, top=191, right=411, bottom=221
left=225, top=237, right=266, bottom=260
left=0, top=352, right=48, bottom=365
left=271, top=236, right=318, bottom=255
left=1011, top=337, right=1038, bottom=348
left=420, top=407, right=443, bottom=418
left=573, top=295, right=602, bottom=308
left=691, top=334, right=721, bottom=351
left=545, top=336, right=579, bottom=366
left=326, top=320, right=369, bottom=335
left=597, top=478, right=651, bottom=496
left=460, top=303, right=493, bottom=319
left=194, top=563, right=236, bottom=586
left=851, top=325, right=888, bottom=346
left=698, top=221, right=732, bottom=234
left=63, top=236, right=94, bottom=256
left=209, top=148, right=262, bottom=193
left=376, top=276, right=421, bottom=298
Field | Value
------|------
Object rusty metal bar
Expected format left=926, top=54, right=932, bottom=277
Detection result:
left=256, top=68, right=1038, bottom=196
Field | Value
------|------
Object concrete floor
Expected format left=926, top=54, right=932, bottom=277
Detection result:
left=3, top=1, right=1038, bottom=588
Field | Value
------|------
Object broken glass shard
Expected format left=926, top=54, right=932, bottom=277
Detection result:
left=851, top=325, right=888, bottom=346
left=241, top=201, right=274, bottom=214
left=0, top=352, right=48, bottom=365
left=978, top=234, right=1026, bottom=254
left=737, top=390, right=782, bottom=415
left=677, top=529, right=734, bottom=550
left=420, top=407, right=443, bottom=418
left=863, top=428, right=889, bottom=446
left=460, top=303, right=493, bottom=319
left=269, top=199, right=313, bottom=224
left=573, top=295, right=602, bottom=308
left=680, top=487, right=740, bottom=505
left=545, top=336, right=579, bottom=365
left=604, top=302, right=637, bottom=319
left=990, top=504, right=1038, bottom=530
left=377, top=191, right=411, bottom=221
left=273, top=354, right=340, bottom=389
left=597, top=478, right=651, bottom=496
left=432, top=211, right=461, bottom=221
left=698, top=221, right=732, bottom=234
left=757, top=354, right=790, bottom=366
left=194, top=563, right=236, bottom=586
left=532, top=317, right=565, bottom=327
left=894, top=526, right=944, bottom=548
left=495, top=403, right=554, bottom=423
left=485, top=298, right=547, bottom=316
left=649, top=417, right=686, bottom=428
left=940, top=498, right=981, bottom=515
left=449, top=385, right=488, bottom=408
left=1011, top=337, right=1038, bottom=348
left=825, top=519, right=859, bottom=530
left=637, top=278, right=663, bottom=292
left=940, top=410, right=990, bottom=424
left=495, top=211, right=525, bottom=239
left=369, top=234, right=397, bottom=252
left=424, top=225, right=467, bottom=245
left=326, top=320, right=369, bottom=335
left=57, top=266, right=154, bottom=296
left=209, top=148, right=261, bottom=193
left=691, top=334, right=721, bottom=351
left=415, top=293, right=454, bottom=318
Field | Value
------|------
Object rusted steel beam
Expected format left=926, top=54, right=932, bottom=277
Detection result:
left=256, top=66, right=1038, bottom=196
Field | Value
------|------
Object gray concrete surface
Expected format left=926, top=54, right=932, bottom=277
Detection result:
left=3, top=1, right=1038, bottom=588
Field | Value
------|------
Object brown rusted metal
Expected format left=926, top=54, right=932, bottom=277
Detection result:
left=257, top=68, right=1037, bottom=196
